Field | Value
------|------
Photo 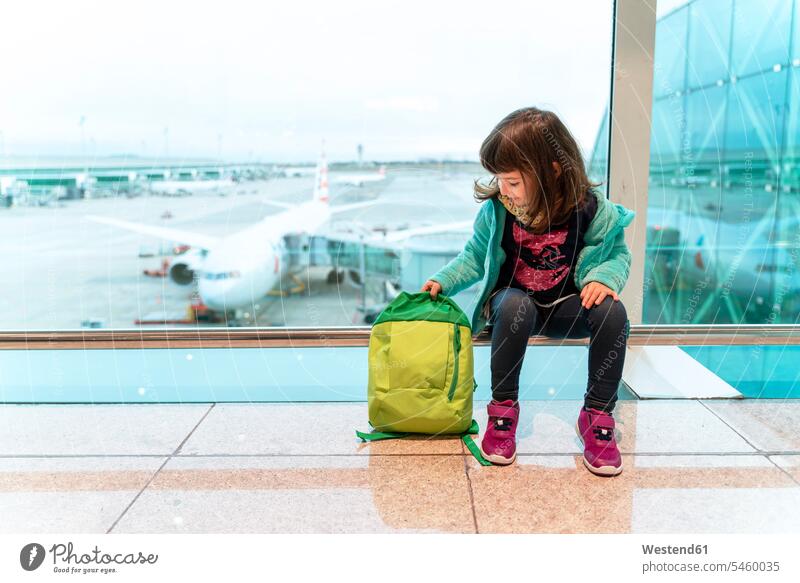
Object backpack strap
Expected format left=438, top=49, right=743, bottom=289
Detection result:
left=462, top=434, right=492, bottom=466
left=355, top=428, right=410, bottom=441
left=464, top=418, right=479, bottom=435
left=355, top=419, right=491, bottom=465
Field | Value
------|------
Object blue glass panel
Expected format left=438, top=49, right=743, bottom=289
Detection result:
left=794, top=0, right=800, bottom=62
left=786, top=68, right=799, bottom=162
left=686, top=82, right=728, bottom=166
left=681, top=345, right=800, bottom=398
left=724, top=69, right=788, bottom=168
left=687, top=0, right=733, bottom=87
left=12, top=343, right=800, bottom=402
left=654, top=6, right=689, bottom=97
left=588, top=107, right=609, bottom=187
left=0, top=346, right=637, bottom=403
left=730, top=0, right=792, bottom=77
left=650, top=96, right=686, bottom=165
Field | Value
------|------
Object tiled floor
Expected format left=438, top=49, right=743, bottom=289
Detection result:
left=2, top=400, right=800, bottom=533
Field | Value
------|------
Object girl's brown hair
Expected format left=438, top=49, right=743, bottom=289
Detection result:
left=474, top=107, right=600, bottom=233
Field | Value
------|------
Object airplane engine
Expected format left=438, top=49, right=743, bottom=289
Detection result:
left=169, top=249, right=205, bottom=285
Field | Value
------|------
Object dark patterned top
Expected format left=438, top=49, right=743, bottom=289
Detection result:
left=493, top=191, right=599, bottom=306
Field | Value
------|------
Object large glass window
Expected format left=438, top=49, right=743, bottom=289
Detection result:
left=594, top=0, right=800, bottom=325
left=0, top=0, right=614, bottom=330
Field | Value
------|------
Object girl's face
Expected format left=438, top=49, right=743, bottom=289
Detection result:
left=496, top=170, right=532, bottom=207
left=496, top=163, right=560, bottom=207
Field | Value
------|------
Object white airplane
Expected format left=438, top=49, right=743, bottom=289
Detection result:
left=85, top=153, right=471, bottom=314
left=647, top=197, right=800, bottom=302
left=333, top=165, right=387, bottom=187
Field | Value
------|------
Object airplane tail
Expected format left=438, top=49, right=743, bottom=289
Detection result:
left=694, top=234, right=706, bottom=270
left=313, top=146, right=329, bottom=204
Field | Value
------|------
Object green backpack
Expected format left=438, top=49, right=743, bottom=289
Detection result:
left=355, top=291, right=490, bottom=464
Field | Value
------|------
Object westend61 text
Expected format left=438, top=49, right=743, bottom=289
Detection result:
left=642, top=544, right=708, bottom=555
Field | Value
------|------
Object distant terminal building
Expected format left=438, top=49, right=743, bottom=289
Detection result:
left=0, top=160, right=273, bottom=205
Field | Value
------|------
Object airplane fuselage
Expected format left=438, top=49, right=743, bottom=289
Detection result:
left=197, top=200, right=332, bottom=311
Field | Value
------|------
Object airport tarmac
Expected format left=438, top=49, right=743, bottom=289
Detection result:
left=0, top=167, right=479, bottom=330
left=2, top=164, right=795, bottom=330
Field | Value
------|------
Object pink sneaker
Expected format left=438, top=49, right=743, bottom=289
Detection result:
left=479, top=399, right=519, bottom=465
left=576, top=407, right=623, bottom=476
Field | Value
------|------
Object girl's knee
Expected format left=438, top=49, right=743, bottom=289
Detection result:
left=588, top=296, right=628, bottom=330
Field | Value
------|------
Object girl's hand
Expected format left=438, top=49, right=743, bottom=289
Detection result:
left=580, top=281, right=619, bottom=309
left=421, top=279, right=442, bottom=299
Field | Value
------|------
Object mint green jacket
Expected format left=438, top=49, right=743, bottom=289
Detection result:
left=430, top=189, right=636, bottom=336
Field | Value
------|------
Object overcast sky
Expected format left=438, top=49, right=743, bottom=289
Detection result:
left=0, top=0, right=626, bottom=163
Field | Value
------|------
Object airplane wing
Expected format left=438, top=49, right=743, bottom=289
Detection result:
left=380, top=220, right=473, bottom=242
left=84, top=215, right=221, bottom=251
left=328, top=200, right=382, bottom=214
left=328, top=199, right=430, bottom=215
left=323, top=219, right=473, bottom=250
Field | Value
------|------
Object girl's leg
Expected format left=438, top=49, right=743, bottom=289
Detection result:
left=487, top=287, right=543, bottom=402
left=540, top=294, right=629, bottom=475
left=481, top=287, right=537, bottom=465
left=538, top=294, right=630, bottom=412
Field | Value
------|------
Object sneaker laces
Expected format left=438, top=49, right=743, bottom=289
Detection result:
left=592, top=426, right=613, bottom=441
left=585, top=408, right=615, bottom=441
left=491, top=417, right=514, bottom=431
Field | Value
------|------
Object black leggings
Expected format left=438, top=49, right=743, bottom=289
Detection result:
left=486, top=287, right=630, bottom=412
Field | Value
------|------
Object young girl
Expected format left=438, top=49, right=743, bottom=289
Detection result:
left=421, top=107, right=634, bottom=476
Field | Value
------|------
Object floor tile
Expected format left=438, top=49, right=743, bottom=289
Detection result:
left=0, top=457, right=165, bottom=533
left=618, top=401, right=756, bottom=453
left=113, top=455, right=474, bottom=533
left=473, top=400, right=584, bottom=454
left=0, top=404, right=210, bottom=455
left=631, top=488, right=800, bottom=533
left=467, top=454, right=794, bottom=533
left=705, top=401, right=800, bottom=452
left=178, top=403, right=464, bottom=456
left=769, top=455, right=800, bottom=484
left=472, top=400, right=755, bottom=455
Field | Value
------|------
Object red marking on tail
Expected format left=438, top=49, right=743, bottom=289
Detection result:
left=694, top=251, right=705, bottom=270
